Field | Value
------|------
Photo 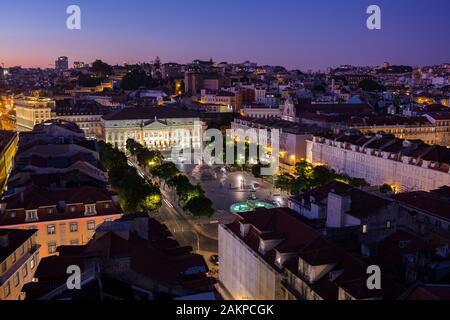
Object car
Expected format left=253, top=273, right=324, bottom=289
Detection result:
left=210, top=255, right=219, bottom=265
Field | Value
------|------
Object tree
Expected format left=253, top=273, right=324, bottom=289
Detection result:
left=126, top=139, right=140, bottom=156
left=252, top=164, right=262, bottom=178
left=142, top=183, right=162, bottom=212
left=98, top=141, right=162, bottom=213
left=91, top=60, right=113, bottom=78
left=121, top=69, right=158, bottom=90
left=311, top=165, right=335, bottom=188
left=183, top=196, right=214, bottom=218
left=379, top=184, right=393, bottom=194
left=151, top=162, right=180, bottom=182
left=358, top=79, right=385, bottom=92
left=77, top=74, right=103, bottom=87
left=275, top=173, right=295, bottom=193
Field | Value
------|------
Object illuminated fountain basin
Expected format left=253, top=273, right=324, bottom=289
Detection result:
left=230, top=200, right=275, bottom=213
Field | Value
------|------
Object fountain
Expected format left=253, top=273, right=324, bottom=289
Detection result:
left=229, top=199, right=275, bottom=213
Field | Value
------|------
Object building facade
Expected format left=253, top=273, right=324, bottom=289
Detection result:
left=0, top=229, right=40, bottom=300
left=15, top=95, right=55, bottom=132
left=0, top=131, right=18, bottom=191
left=307, top=131, right=450, bottom=192
left=101, top=106, right=204, bottom=151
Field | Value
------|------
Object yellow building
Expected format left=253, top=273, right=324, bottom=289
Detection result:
left=0, top=186, right=124, bottom=259
left=0, top=131, right=18, bottom=191
left=0, top=229, right=40, bottom=300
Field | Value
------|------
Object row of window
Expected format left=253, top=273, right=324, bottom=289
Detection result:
left=2, top=254, right=37, bottom=299
left=47, top=220, right=97, bottom=235
left=0, top=238, right=33, bottom=274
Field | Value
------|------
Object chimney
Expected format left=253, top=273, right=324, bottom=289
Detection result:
left=0, top=232, right=9, bottom=248
left=326, top=191, right=351, bottom=229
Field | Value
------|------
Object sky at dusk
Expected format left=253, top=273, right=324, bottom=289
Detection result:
left=0, top=0, right=449, bottom=70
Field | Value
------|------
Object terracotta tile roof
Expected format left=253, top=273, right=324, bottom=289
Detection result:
left=0, top=186, right=122, bottom=226
left=103, top=106, right=199, bottom=121
left=404, top=284, right=450, bottom=300
left=393, top=191, right=450, bottom=222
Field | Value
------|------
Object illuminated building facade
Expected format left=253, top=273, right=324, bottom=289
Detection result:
left=102, top=106, right=204, bottom=151
left=0, top=131, right=18, bottom=191
left=306, top=131, right=450, bottom=192
left=0, top=229, right=40, bottom=300
left=14, top=95, right=55, bottom=132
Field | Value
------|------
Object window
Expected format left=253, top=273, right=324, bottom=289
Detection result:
left=25, top=210, right=38, bottom=222
left=12, top=252, right=16, bottom=263
left=70, top=206, right=76, bottom=213
left=22, top=265, right=28, bottom=278
left=70, top=222, right=78, bottom=232
left=47, top=224, right=56, bottom=235
left=48, top=242, right=57, bottom=254
left=104, top=203, right=110, bottom=209
left=87, top=220, right=96, bottom=231
left=13, top=272, right=20, bottom=287
left=3, top=281, right=10, bottom=297
left=85, top=204, right=96, bottom=215
left=362, top=224, right=368, bottom=234
left=30, top=256, right=36, bottom=270
left=20, top=245, right=25, bottom=255
left=70, top=239, right=79, bottom=245
left=386, top=220, right=392, bottom=229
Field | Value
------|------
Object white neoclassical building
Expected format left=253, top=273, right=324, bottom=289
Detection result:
left=306, top=130, right=450, bottom=192
left=101, top=106, right=204, bottom=151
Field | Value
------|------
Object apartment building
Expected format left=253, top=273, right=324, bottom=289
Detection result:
left=53, top=99, right=110, bottom=139
left=200, top=90, right=243, bottom=112
left=0, top=229, right=40, bottom=300
left=231, top=117, right=323, bottom=172
left=0, top=120, right=123, bottom=258
left=0, top=131, right=18, bottom=191
left=22, top=214, right=212, bottom=300
left=0, top=186, right=123, bottom=258
left=218, top=207, right=402, bottom=300
left=393, top=186, right=450, bottom=245
left=241, top=104, right=282, bottom=119
left=306, top=130, right=450, bottom=192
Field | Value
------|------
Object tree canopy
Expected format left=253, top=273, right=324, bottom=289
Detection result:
left=91, top=60, right=113, bottom=78
left=99, top=141, right=161, bottom=213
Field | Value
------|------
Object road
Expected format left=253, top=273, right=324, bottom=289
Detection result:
left=127, top=158, right=218, bottom=256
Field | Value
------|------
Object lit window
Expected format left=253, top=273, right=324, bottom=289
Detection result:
left=22, top=265, right=28, bottom=278
left=87, top=220, right=96, bottom=231
left=70, top=222, right=78, bottom=232
left=13, top=272, right=20, bottom=287
left=362, top=225, right=368, bottom=234
left=25, top=210, right=38, bottom=222
left=48, top=242, right=57, bottom=254
left=30, top=256, right=36, bottom=270
left=70, top=239, right=79, bottom=245
left=47, top=224, right=56, bottom=235
left=386, top=221, right=391, bottom=229
left=4, top=281, right=10, bottom=297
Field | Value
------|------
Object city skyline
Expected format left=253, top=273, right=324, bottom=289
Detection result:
left=1, top=0, right=449, bottom=70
